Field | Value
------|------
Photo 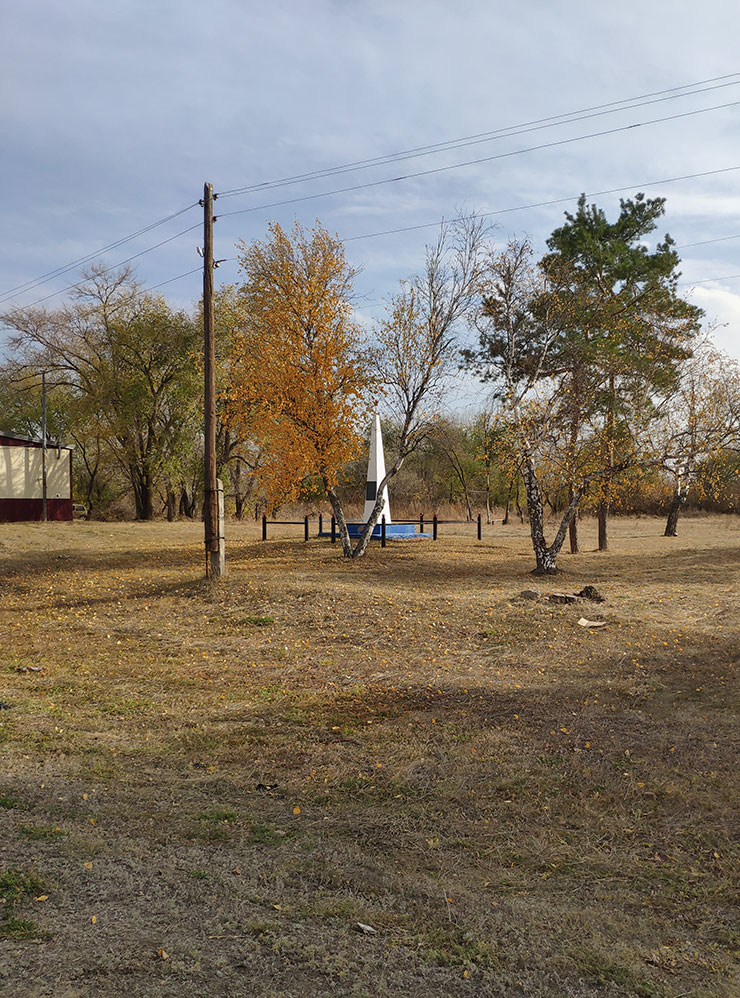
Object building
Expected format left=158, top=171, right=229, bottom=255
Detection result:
left=0, top=434, right=73, bottom=522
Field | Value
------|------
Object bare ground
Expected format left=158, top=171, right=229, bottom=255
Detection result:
left=0, top=515, right=738, bottom=997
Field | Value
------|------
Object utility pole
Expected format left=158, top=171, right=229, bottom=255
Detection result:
left=201, top=182, right=225, bottom=578
left=41, top=370, right=47, bottom=523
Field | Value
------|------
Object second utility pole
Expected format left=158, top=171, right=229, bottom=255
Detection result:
left=202, top=181, right=225, bottom=578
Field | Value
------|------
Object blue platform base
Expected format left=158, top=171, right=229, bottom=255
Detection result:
left=319, top=522, right=430, bottom=540
left=347, top=522, right=416, bottom=539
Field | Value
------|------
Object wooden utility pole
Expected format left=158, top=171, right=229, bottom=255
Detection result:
left=41, top=370, right=48, bottom=523
left=202, top=182, right=225, bottom=578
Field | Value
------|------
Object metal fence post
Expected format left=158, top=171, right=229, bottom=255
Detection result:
left=381, top=515, right=386, bottom=548
left=262, top=515, right=267, bottom=541
left=419, top=513, right=424, bottom=534
left=304, top=515, right=309, bottom=541
left=477, top=513, right=482, bottom=541
left=433, top=514, right=438, bottom=541
left=318, top=513, right=323, bottom=536
left=331, top=516, right=336, bottom=543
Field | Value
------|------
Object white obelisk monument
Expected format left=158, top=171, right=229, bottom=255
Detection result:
left=363, top=411, right=391, bottom=524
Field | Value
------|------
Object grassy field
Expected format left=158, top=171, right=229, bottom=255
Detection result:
left=0, top=515, right=738, bottom=997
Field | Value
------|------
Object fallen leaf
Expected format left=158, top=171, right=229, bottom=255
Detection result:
left=157, top=948, right=169, bottom=960
left=293, top=806, right=301, bottom=815
left=34, top=895, right=49, bottom=902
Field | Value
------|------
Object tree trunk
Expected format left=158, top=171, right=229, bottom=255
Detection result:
left=325, top=485, right=353, bottom=557
left=232, top=458, right=245, bottom=520
left=179, top=486, right=196, bottom=519
left=502, top=477, right=513, bottom=525
left=598, top=370, right=616, bottom=551
left=166, top=488, right=176, bottom=522
left=464, top=492, right=473, bottom=522
left=568, top=368, right=581, bottom=556
left=522, top=458, right=559, bottom=574
left=142, top=481, right=153, bottom=520
left=568, top=488, right=579, bottom=554
left=664, top=489, right=686, bottom=536
left=485, top=465, right=492, bottom=524
left=597, top=500, right=608, bottom=551
left=522, top=455, right=584, bottom=575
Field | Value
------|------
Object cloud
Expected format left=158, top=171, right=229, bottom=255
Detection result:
left=688, top=285, right=740, bottom=356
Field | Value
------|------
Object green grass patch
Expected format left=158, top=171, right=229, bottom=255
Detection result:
left=248, top=821, right=289, bottom=845
left=0, top=917, right=44, bottom=940
left=575, top=948, right=661, bottom=996
left=18, top=825, right=67, bottom=842
left=0, top=794, right=33, bottom=811
left=418, top=928, right=498, bottom=968
left=198, top=808, right=237, bottom=823
left=244, top=616, right=274, bottom=627
left=0, top=869, right=45, bottom=906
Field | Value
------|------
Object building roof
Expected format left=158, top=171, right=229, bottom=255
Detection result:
left=0, top=432, right=73, bottom=450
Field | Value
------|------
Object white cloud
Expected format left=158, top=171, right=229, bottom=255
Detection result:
left=688, top=285, right=740, bottom=359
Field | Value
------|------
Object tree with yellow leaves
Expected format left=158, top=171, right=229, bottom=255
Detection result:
left=226, top=215, right=488, bottom=559
left=652, top=340, right=740, bottom=535
left=225, top=220, right=371, bottom=538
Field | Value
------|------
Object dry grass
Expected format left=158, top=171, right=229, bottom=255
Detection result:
left=0, top=514, right=738, bottom=997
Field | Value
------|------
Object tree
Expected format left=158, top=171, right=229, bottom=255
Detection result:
left=225, top=220, right=371, bottom=534
left=469, top=239, right=602, bottom=574
left=653, top=341, right=740, bottom=535
left=226, top=216, right=488, bottom=558
left=426, top=416, right=478, bottom=519
left=2, top=265, right=201, bottom=520
left=350, top=214, right=490, bottom=555
left=544, top=193, right=703, bottom=549
left=210, top=284, right=266, bottom=520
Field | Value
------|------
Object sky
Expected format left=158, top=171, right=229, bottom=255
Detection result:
left=2, top=0, right=740, bottom=394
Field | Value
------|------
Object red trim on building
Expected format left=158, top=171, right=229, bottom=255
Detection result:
left=0, top=435, right=41, bottom=448
left=0, top=498, right=73, bottom=522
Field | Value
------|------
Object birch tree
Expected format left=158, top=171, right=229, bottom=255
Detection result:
left=469, top=239, right=596, bottom=574
left=654, top=342, right=740, bottom=535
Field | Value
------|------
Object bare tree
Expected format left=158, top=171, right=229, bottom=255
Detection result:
left=651, top=340, right=740, bottom=535
left=336, top=214, right=490, bottom=558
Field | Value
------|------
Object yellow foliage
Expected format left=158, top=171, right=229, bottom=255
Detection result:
left=225, top=221, right=371, bottom=503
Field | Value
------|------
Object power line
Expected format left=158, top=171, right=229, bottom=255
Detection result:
left=145, top=266, right=203, bottom=292
left=677, top=232, right=740, bottom=249
left=341, top=165, right=740, bottom=243
left=144, top=258, right=237, bottom=293
left=5, top=162, right=739, bottom=318
left=216, top=100, right=740, bottom=221
left=680, top=273, right=740, bottom=286
left=7, top=75, right=738, bottom=314
left=0, top=202, right=199, bottom=305
left=6, top=73, right=738, bottom=312
left=2, top=222, right=201, bottom=315
left=218, top=73, right=740, bottom=199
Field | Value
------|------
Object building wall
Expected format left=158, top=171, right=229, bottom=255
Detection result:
left=0, top=445, right=71, bottom=500
left=0, top=437, right=73, bottom=522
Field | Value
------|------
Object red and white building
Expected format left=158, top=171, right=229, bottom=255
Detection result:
left=0, top=434, right=73, bottom=522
